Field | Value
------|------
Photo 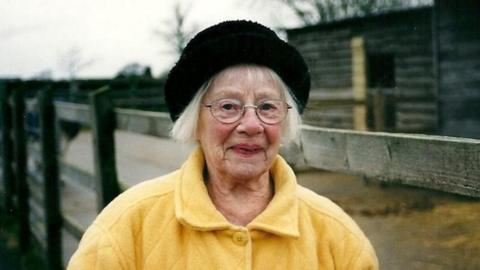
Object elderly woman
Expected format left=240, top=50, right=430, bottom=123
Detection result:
left=68, top=20, right=378, bottom=269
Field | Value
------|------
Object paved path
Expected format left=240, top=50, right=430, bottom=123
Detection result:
left=59, top=131, right=480, bottom=269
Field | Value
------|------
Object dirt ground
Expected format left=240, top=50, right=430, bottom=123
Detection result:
left=61, top=131, right=480, bottom=269
left=298, top=171, right=480, bottom=270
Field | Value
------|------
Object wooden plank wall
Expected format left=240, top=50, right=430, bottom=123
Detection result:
left=359, top=9, right=436, bottom=133
left=288, top=7, right=437, bottom=133
left=289, top=27, right=354, bottom=128
left=435, top=0, right=480, bottom=139
left=289, top=28, right=353, bottom=90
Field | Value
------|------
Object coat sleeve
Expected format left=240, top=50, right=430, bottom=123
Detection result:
left=67, top=224, right=127, bottom=270
left=350, top=239, right=379, bottom=270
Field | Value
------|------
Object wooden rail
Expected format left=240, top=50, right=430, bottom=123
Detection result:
left=53, top=101, right=172, bottom=138
left=55, top=101, right=91, bottom=124
left=63, top=214, right=86, bottom=241
left=301, top=125, right=480, bottom=197
left=115, top=108, right=171, bottom=138
left=59, top=163, right=96, bottom=191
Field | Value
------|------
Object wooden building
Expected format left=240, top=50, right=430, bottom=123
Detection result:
left=287, top=7, right=435, bottom=133
left=433, top=0, right=480, bottom=139
left=288, top=1, right=479, bottom=139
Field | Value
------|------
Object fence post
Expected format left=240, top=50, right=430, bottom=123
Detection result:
left=12, top=87, right=31, bottom=253
left=0, top=84, right=15, bottom=213
left=351, top=36, right=368, bottom=131
left=89, top=87, right=120, bottom=212
left=38, top=88, right=62, bottom=270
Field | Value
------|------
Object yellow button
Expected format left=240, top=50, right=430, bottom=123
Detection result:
left=232, top=231, right=248, bottom=246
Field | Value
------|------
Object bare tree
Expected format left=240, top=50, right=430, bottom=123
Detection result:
left=250, top=0, right=432, bottom=26
left=58, top=46, right=95, bottom=80
left=154, top=1, right=198, bottom=59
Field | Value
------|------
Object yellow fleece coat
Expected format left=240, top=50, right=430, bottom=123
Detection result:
left=68, top=148, right=378, bottom=270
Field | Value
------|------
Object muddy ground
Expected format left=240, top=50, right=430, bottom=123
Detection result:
left=299, top=171, right=480, bottom=269
left=60, top=131, right=480, bottom=269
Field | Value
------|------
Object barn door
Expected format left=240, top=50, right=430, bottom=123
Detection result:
left=351, top=36, right=396, bottom=132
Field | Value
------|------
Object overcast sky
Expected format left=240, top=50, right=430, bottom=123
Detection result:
left=0, top=0, right=298, bottom=79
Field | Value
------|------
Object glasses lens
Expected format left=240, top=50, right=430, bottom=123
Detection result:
left=257, top=100, right=286, bottom=124
left=211, top=99, right=243, bottom=123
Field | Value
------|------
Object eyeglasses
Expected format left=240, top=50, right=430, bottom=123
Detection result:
left=203, top=98, right=291, bottom=124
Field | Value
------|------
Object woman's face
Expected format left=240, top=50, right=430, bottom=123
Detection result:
left=196, top=66, right=284, bottom=181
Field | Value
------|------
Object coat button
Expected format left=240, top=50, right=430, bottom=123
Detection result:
left=232, top=231, right=248, bottom=246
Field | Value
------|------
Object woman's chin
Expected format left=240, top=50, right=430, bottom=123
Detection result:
left=224, top=161, right=268, bottom=180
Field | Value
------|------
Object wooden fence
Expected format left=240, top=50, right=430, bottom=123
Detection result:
left=0, top=84, right=479, bottom=269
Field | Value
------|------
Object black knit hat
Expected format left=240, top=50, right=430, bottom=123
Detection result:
left=164, top=20, right=310, bottom=121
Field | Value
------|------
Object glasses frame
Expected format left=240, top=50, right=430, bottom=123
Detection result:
left=203, top=98, right=292, bottom=125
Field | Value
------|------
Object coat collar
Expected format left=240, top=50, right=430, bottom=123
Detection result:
left=175, top=147, right=299, bottom=238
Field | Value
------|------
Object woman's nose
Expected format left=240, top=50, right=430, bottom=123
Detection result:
left=237, top=107, right=264, bottom=135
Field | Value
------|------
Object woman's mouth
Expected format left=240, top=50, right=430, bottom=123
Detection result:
left=231, top=144, right=263, bottom=157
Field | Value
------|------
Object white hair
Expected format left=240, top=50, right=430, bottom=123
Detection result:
left=170, top=65, right=302, bottom=145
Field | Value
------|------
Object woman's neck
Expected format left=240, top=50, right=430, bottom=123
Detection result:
left=206, top=171, right=274, bottom=226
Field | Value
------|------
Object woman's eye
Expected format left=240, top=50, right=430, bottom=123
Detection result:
left=259, top=103, right=276, bottom=111
left=222, top=103, right=235, bottom=110
left=218, top=101, right=240, bottom=111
